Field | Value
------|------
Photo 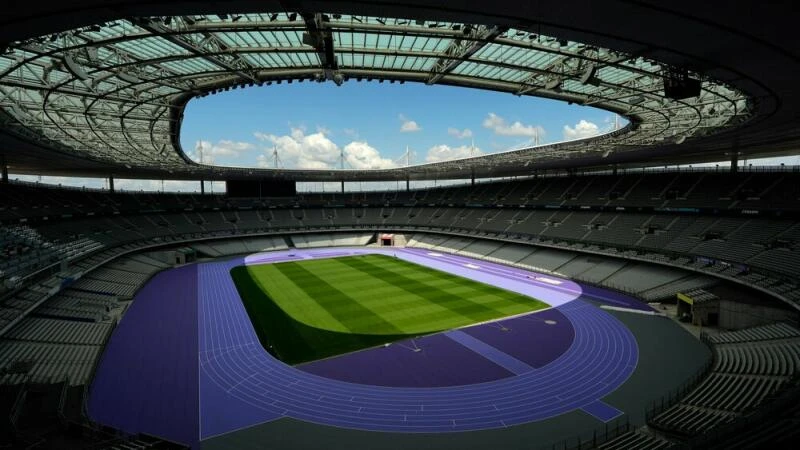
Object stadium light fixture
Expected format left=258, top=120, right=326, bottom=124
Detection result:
left=117, top=71, right=140, bottom=84
left=579, top=64, right=601, bottom=86
left=544, top=78, right=561, bottom=90
left=628, top=95, right=645, bottom=105
left=64, top=54, right=90, bottom=81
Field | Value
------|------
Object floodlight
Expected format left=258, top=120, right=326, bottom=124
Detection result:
left=117, top=71, right=140, bottom=84
left=628, top=95, right=645, bottom=105
left=579, top=64, right=601, bottom=86
left=64, top=54, right=90, bottom=81
left=544, top=78, right=561, bottom=90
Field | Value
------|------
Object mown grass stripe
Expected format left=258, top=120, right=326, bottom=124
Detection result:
left=274, top=261, right=403, bottom=334
left=335, top=256, right=506, bottom=323
left=248, top=263, right=348, bottom=332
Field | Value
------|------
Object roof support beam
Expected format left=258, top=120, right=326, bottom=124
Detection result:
left=298, top=12, right=342, bottom=84
left=426, top=25, right=507, bottom=85
left=136, top=19, right=259, bottom=84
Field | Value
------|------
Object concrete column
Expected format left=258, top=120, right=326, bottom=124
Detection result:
left=200, top=180, right=205, bottom=195
left=108, top=175, right=114, bottom=193
left=731, top=152, right=739, bottom=173
left=406, top=178, right=410, bottom=191
left=1, top=154, right=8, bottom=184
left=341, top=180, right=345, bottom=193
left=731, top=137, right=740, bottom=173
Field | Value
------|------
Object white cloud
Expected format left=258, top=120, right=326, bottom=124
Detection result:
left=344, top=142, right=397, bottom=170
left=482, top=113, right=545, bottom=138
left=399, top=114, right=421, bottom=133
left=447, top=127, right=473, bottom=139
left=563, top=119, right=601, bottom=141
left=188, top=139, right=255, bottom=164
left=254, top=127, right=395, bottom=170
left=425, top=144, right=483, bottom=163
left=255, top=128, right=339, bottom=169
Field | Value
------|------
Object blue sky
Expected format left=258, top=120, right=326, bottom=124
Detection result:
left=180, top=81, right=619, bottom=170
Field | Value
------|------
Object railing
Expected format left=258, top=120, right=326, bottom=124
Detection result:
left=80, top=318, right=119, bottom=421
left=684, top=373, right=800, bottom=448
left=640, top=333, right=716, bottom=426
left=644, top=356, right=714, bottom=423
left=535, top=415, right=631, bottom=450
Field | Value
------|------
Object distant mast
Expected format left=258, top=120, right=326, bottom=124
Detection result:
left=272, top=144, right=281, bottom=168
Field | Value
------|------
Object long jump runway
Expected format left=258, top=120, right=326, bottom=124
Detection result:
left=88, top=247, right=641, bottom=448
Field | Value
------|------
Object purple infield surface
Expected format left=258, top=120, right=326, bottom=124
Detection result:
left=89, top=247, right=642, bottom=447
left=88, top=264, right=199, bottom=446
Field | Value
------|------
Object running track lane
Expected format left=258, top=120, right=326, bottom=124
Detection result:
left=199, top=249, right=638, bottom=438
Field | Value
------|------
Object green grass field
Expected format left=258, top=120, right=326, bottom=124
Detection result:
left=230, top=254, right=548, bottom=364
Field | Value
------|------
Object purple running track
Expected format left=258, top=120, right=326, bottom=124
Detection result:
left=299, top=332, right=518, bottom=387
left=199, top=248, right=638, bottom=438
left=88, top=246, right=641, bottom=445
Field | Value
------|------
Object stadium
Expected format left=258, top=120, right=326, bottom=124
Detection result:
left=1, top=1, right=799, bottom=449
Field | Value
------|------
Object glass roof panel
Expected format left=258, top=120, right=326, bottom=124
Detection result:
left=0, top=13, right=753, bottom=175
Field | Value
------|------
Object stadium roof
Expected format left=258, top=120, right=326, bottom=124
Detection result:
left=0, top=1, right=797, bottom=182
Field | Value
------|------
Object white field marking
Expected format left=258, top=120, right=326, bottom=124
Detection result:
left=457, top=306, right=554, bottom=330
left=427, top=252, right=443, bottom=257
left=465, top=263, right=480, bottom=269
